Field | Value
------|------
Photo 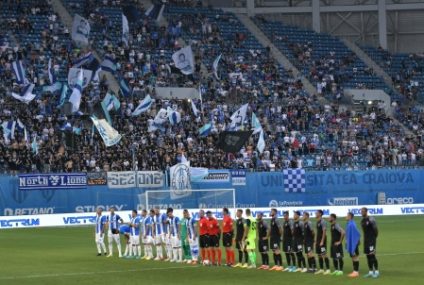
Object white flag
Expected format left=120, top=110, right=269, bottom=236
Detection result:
left=191, top=100, right=199, bottom=117
left=167, top=107, right=181, bottom=125
left=12, top=60, right=29, bottom=85
left=132, top=95, right=152, bottom=116
left=122, top=14, right=129, bottom=46
left=251, top=112, right=263, bottom=134
left=11, top=84, right=36, bottom=104
left=72, top=14, right=90, bottom=46
left=257, top=130, right=265, bottom=154
left=48, top=58, right=55, bottom=84
left=67, top=67, right=92, bottom=88
left=172, top=46, right=195, bottom=75
left=229, top=103, right=248, bottom=130
left=213, top=53, right=222, bottom=80
left=68, top=68, right=84, bottom=113
left=91, top=116, right=122, bottom=147
left=154, top=108, right=168, bottom=125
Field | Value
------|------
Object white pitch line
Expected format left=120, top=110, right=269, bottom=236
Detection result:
left=0, top=265, right=199, bottom=280
left=378, top=252, right=424, bottom=257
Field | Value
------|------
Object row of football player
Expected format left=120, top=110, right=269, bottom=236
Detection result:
left=94, top=206, right=380, bottom=278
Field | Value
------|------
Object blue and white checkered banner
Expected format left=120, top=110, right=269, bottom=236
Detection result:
left=283, top=169, right=306, bottom=193
left=18, top=173, right=87, bottom=190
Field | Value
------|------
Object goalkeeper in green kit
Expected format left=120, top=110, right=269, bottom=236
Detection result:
left=181, top=212, right=192, bottom=262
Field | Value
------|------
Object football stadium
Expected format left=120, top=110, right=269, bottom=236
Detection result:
left=1, top=0, right=424, bottom=284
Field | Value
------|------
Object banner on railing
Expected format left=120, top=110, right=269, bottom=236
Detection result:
left=87, top=172, right=107, bottom=186
left=107, top=171, right=164, bottom=189
left=18, top=173, right=87, bottom=190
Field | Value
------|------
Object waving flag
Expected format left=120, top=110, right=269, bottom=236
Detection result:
left=145, top=4, right=165, bottom=23
left=217, top=131, right=253, bottom=153
left=11, top=84, right=36, bottom=104
left=91, top=116, right=122, bottom=147
left=31, top=136, right=39, bottom=155
left=12, top=60, right=29, bottom=85
left=132, top=95, right=152, bottom=116
left=167, top=107, right=181, bottom=125
left=68, top=67, right=92, bottom=88
left=251, top=112, right=263, bottom=134
left=198, top=123, right=212, bottom=137
left=48, top=58, right=56, bottom=84
left=213, top=53, right=222, bottom=80
left=346, top=220, right=361, bottom=256
left=43, top=82, right=62, bottom=94
left=119, top=77, right=131, bottom=97
left=101, top=93, right=120, bottom=125
left=72, top=52, right=94, bottom=68
left=172, top=46, right=195, bottom=75
left=2, top=121, right=16, bottom=142
left=100, top=55, right=117, bottom=74
left=16, top=119, right=28, bottom=142
left=68, top=68, right=84, bottom=113
left=122, top=14, right=129, bottom=46
left=257, top=130, right=265, bottom=154
left=283, top=169, right=305, bottom=193
left=72, top=14, right=90, bottom=46
left=229, top=103, right=248, bottom=130
left=154, top=108, right=168, bottom=125
left=191, top=100, right=199, bottom=117
left=57, top=83, right=68, bottom=107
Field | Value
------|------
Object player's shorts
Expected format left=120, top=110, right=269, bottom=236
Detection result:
left=350, top=244, right=360, bottom=257
left=130, top=235, right=140, bottom=246
left=331, top=244, right=344, bottom=259
left=259, top=239, right=270, bottom=252
left=282, top=239, right=293, bottom=253
left=171, top=236, right=181, bottom=248
left=235, top=239, right=245, bottom=250
left=95, top=233, right=105, bottom=243
left=222, top=232, right=233, bottom=247
left=364, top=241, right=376, bottom=255
left=304, top=242, right=314, bottom=254
left=108, top=232, right=121, bottom=242
left=209, top=234, right=220, bottom=248
left=315, top=243, right=327, bottom=255
left=270, top=237, right=281, bottom=251
left=293, top=240, right=304, bottom=253
left=154, top=234, right=165, bottom=245
left=142, top=235, right=153, bottom=244
left=246, top=238, right=256, bottom=250
left=199, top=234, right=209, bottom=248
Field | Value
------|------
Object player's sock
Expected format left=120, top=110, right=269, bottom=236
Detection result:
left=216, top=248, right=222, bottom=264
left=137, top=245, right=142, bottom=257
left=244, top=251, right=249, bottom=264
left=172, top=248, right=178, bottom=261
left=201, top=248, right=206, bottom=262
left=278, top=254, right=283, bottom=267
left=333, top=259, right=339, bottom=271
left=108, top=242, right=113, bottom=255
left=124, top=243, right=129, bottom=256
left=248, top=252, right=256, bottom=266
left=273, top=253, right=278, bottom=266
left=312, top=257, right=316, bottom=269
left=366, top=255, right=373, bottom=271
left=324, top=257, right=330, bottom=270
left=191, top=244, right=199, bottom=261
left=157, top=246, right=163, bottom=259
left=353, top=261, right=359, bottom=272
left=285, top=253, right=291, bottom=266
left=101, top=241, right=107, bottom=254
left=96, top=243, right=102, bottom=254
left=291, top=253, right=296, bottom=266
left=373, top=256, right=379, bottom=270
left=178, top=248, right=183, bottom=261
left=318, top=257, right=324, bottom=269
left=209, top=248, right=215, bottom=263
left=117, top=242, right=122, bottom=257
left=262, top=253, right=267, bottom=265
left=230, top=250, right=235, bottom=264
left=238, top=250, right=243, bottom=263
left=339, top=259, right=344, bottom=271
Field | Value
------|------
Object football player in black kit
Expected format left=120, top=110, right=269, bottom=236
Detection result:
left=329, top=213, right=345, bottom=276
left=314, top=210, right=331, bottom=275
left=233, top=209, right=249, bottom=268
left=292, top=211, right=307, bottom=273
left=302, top=212, right=317, bottom=272
left=268, top=208, right=283, bottom=271
left=361, top=207, right=380, bottom=278
left=282, top=211, right=296, bottom=272
left=257, top=212, right=270, bottom=270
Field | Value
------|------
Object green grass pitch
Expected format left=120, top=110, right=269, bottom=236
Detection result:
left=0, top=215, right=423, bottom=285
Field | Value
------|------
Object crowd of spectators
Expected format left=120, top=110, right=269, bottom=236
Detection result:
left=0, top=0, right=422, bottom=175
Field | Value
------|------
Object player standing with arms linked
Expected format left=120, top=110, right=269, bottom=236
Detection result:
left=153, top=207, right=167, bottom=260
left=141, top=210, right=154, bottom=260
left=222, top=208, right=235, bottom=266
left=184, top=209, right=199, bottom=264
left=168, top=207, right=182, bottom=262
left=346, top=212, right=361, bottom=278
left=329, top=213, right=345, bottom=276
left=129, top=210, right=142, bottom=259
left=292, top=211, right=307, bottom=272
left=257, top=212, right=270, bottom=270
left=106, top=207, right=123, bottom=258
left=95, top=207, right=107, bottom=256
left=207, top=211, right=222, bottom=266
left=282, top=211, right=296, bottom=272
left=314, top=209, right=331, bottom=275
left=198, top=210, right=210, bottom=265
left=243, top=209, right=257, bottom=269
left=361, top=207, right=379, bottom=278
left=233, top=209, right=249, bottom=268
left=303, top=212, right=317, bottom=272
left=268, top=209, right=283, bottom=271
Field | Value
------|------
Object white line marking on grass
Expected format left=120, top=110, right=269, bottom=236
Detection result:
left=0, top=265, right=199, bottom=280
left=378, top=252, right=424, bottom=256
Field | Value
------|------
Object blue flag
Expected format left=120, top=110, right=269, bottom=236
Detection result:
left=57, top=83, right=69, bottom=107
left=132, top=95, right=152, bottom=116
left=198, top=123, right=212, bottom=137
left=346, top=220, right=361, bottom=256
left=119, top=77, right=131, bottom=97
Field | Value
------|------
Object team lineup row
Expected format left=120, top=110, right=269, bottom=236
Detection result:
left=94, top=206, right=380, bottom=278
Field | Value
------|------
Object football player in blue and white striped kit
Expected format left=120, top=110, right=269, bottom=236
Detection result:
left=95, top=207, right=107, bottom=256
left=129, top=210, right=142, bottom=259
left=107, top=207, right=123, bottom=258
left=167, top=207, right=182, bottom=263
left=142, top=209, right=155, bottom=260
left=153, top=207, right=168, bottom=260
left=184, top=209, right=199, bottom=264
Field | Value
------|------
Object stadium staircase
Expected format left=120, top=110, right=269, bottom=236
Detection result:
left=50, top=0, right=121, bottom=95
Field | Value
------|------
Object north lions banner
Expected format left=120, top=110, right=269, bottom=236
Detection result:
left=283, top=169, right=306, bottom=193
left=170, top=163, right=191, bottom=199
left=18, top=173, right=87, bottom=190
left=72, top=14, right=90, bottom=46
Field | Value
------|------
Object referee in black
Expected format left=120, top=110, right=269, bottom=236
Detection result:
left=361, top=207, right=380, bottom=278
